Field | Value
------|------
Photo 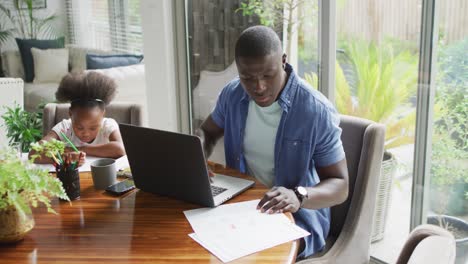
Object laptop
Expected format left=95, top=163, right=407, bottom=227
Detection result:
left=119, top=124, right=255, bottom=207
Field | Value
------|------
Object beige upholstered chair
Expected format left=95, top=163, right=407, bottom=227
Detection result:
left=396, top=224, right=456, bottom=264
left=42, top=102, right=145, bottom=135
left=297, top=115, right=385, bottom=264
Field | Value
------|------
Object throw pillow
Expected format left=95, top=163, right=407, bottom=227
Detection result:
left=1, top=50, right=25, bottom=79
left=16, top=37, right=65, bottom=82
left=67, top=45, right=114, bottom=73
left=86, top=54, right=144, bottom=70
left=31, top=48, right=69, bottom=84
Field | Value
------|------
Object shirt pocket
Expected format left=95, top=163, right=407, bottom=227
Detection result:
left=281, top=138, right=311, bottom=176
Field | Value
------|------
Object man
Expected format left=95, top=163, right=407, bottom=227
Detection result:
left=197, top=25, right=349, bottom=258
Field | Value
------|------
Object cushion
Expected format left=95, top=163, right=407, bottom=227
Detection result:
left=31, top=48, right=69, bottom=83
left=67, top=44, right=114, bottom=73
left=1, top=50, right=25, bottom=79
left=16, top=37, right=65, bottom=82
left=86, top=54, right=143, bottom=70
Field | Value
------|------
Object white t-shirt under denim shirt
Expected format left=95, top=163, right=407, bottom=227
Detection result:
left=243, top=100, right=282, bottom=188
left=52, top=118, right=119, bottom=147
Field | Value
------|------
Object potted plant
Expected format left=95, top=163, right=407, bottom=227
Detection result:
left=0, top=146, right=68, bottom=243
left=1, top=103, right=42, bottom=153
left=30, top=139, right=82, bottom=201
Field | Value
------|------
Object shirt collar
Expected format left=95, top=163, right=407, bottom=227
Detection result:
left=277, top=63, right=297, bottom=111
left=240, top=63, right=298, bottom=112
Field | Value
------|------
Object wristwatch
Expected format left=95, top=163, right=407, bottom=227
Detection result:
left=293, top=186, right=308, bottom=206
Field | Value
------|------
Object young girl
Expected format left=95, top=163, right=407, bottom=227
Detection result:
left=31, top=72, right=126, bottom=164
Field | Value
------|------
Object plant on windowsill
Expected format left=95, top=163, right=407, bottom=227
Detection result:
left=0, top=146, right=69, bottom=243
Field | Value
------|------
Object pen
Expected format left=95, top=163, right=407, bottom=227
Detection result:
left=60, top=131, right=80, bottom=152
left=50, top=153, right=61, bottom=165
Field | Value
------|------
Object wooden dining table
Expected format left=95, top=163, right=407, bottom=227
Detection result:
left=0, top=163, right=298, bottom=263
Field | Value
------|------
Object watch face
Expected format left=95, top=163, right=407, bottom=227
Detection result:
left=297, top=186, right=307, bottom=196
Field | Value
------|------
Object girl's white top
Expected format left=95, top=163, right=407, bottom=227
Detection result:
left=52, top=118, right=118, bottom=147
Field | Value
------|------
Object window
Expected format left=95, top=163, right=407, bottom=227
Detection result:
left=335, top=0, right=422, bottom=262
left=426, top=1, right=467, bottom=263
left=186, top=0, right=320, bottom=164
left=65, top=0, right=142, bottom=54
left=184, top=2, right=467, bottom=262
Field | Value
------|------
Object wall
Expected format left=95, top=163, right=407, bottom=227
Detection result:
left=0, top=0, right=67, bottom=51
left=140, top=0, right=179, bottom=131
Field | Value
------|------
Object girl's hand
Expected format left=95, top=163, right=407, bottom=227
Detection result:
left=77, top=151, right=86, bottom=167
left=67, top=151, right=86, bottom=167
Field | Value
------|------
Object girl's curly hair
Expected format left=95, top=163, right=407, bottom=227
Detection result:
left=56, top=72, right=117, bottom=109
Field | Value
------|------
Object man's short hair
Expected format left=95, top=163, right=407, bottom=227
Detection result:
left=235, top=26, right=282, bottom=59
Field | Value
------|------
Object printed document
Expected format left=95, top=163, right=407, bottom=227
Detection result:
left=184, top=199, right=309, bottom=263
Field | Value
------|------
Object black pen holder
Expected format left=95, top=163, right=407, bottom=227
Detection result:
left=57, top=168, right=80, bottom=200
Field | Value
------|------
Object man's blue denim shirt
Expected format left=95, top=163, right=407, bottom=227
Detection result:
left=211, top=64, right=345, bottom=258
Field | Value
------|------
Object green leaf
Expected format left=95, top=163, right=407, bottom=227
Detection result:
left=1, top=104, right=43, bottom=152
left=0, top=146, right=69, bottom=213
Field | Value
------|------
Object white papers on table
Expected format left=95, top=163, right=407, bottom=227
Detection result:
left=22, top=153, right=130, bottom=172
left=183, top=199, right=310, bottom=263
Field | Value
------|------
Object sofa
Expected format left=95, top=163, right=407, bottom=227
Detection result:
left=1, top=45, right=147, bottom=113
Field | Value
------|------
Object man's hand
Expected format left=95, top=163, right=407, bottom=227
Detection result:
left=257, top=186, right=301, bottom=214
left=195, top=128, right=215, bottom=181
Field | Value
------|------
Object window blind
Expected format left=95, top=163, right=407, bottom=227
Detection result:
left=65, top=0, right=143, bottom=54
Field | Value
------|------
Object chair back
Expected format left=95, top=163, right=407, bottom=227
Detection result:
left=329, top=115, right=385, bottom=238
left=42, top=102, right=145, bottom=135
left=301, top=115, right=385, bottom=263
left=396, top=224, right=456, bottom=264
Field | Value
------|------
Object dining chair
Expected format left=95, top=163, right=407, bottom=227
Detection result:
left=297, top=115, right=385, bottom=264
left=42, top=102, right=145, bottom=135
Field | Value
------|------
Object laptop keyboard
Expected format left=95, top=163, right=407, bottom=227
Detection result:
left=211, top=185, right=227, bottom=197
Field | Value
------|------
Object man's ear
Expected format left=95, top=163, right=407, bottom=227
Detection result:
left=282, top=53, right=287, bottom=66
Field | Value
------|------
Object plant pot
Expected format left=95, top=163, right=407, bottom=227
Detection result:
left=0, top=206, right=35, bottom=243
left=57, top=168, right=80, bottom=200
left=371, top=151, right=397, bottom=242
left=427, top=215, right=468, bottom=264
